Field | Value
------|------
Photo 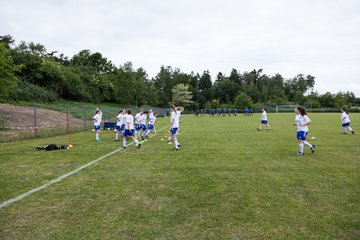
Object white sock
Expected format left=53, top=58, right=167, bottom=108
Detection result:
left=96, top=132, right=99, bottom=140
left=303, top=141, right=312, bottom=148
left=258, top=125, right=262, bottom=129
left=299, top=142, right=304, bottom=153
left=134, top=138, right=139, bottom=144
left=343, top=127, right=347, bottom=133
left=348, top=126, right=353, bottom=132
left=116, top=132, right=119, bottom=140
left=267, top=124, right=270, bottom=129
left=134, top=130, right=138, bottom=137
left=123, top=140, right=127, bottom=147
left=168, top=136, right=171, bottom=141
left=173, top=136, right=179, bottom=148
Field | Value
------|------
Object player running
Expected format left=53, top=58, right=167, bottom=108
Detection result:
left=142, top=112, right=157, bottom=139
left=115, top=110, right=124, bottom=141
left=122, top=109, right=141, bottom=149
left=341, top=108, right=355, bottom=134
left=293, top=107, right=315, bottom=155
left=134, top=109, right=142, bottom=138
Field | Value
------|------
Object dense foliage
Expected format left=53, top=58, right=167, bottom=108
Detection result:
left=1, top=35, right=359, bottom=109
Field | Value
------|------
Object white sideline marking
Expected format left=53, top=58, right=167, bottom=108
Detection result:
left=0, top=124, right=170, bottom=209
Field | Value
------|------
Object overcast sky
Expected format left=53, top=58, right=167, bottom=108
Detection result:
left=1, top=0, right=360, bottom=95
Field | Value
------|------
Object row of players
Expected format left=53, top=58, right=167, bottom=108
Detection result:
left=196, top=108, right=253, bottom=116
left=92, top=106, right=184, bottom=150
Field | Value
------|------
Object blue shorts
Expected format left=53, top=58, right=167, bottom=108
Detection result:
left=116, top=125, right=122, bottom=131
left=342, top=122, right=350, bottom=127
left=122, top=129, right=134, bottom=137
left=94, top=125, right=101, bottom=131
left=297, top=131, right=308, bottom=141
left=261, top=120, right=268, bottom=124
left=148, top=124, right=154, bottom=130
left=141, top=124, right=147, bottom=131
left=170, top=128, right=178, bottom=134
left=135, top=124, right=141, bottom=131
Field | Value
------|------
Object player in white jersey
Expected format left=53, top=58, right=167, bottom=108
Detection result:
left=169, top=105, right=184, bottom=150
left=293, top=107, right=315, bottom=155
left=122, top=109, right=141, bottom=149
left=341, top=108, right=355, bottom=134
left=92, top=109, right=102, bottom=142
left=142, top=112, right=157, bottom=139
left=115, top=110, right=124, bottom=141
left=140, top=111, right=148, bottom=137
left=148, top=109, right=157, bottom=133
left=134, top=110, right=142, bottom=138
left=257, top=108, right=271, bottom=131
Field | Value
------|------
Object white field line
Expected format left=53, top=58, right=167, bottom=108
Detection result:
left=0, top=124, right=170, bottom=209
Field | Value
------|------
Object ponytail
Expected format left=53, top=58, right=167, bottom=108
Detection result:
left=297, top=107, right=307, bottom=116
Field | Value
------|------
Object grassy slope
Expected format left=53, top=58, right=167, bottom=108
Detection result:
left=0, top=113, right=359, bottom=239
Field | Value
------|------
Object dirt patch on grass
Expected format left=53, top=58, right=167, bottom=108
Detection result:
left=0, top=103, right=83, bottom=130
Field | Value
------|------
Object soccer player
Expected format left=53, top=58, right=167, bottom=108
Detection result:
left=140, top=111, right=148, bottom=137
left=142, top=112, right=157, bottom=139
left=234, top=108, right=238, bottom=116
left=257, top=108, right=271, bottom=131
left=92, top=108, right=102, bottom=142
left=293, top=107, right=315, bottom=155
left=341, top=108, right=355, bottom=134
left=122, top=109, right=141, bottom=149
left=134, top=109, right=142, bottom=138
left=149, top=109, right=157, bottom=133
left=169, top=105, right=184, bottom=150
left=115, top=110, right=124, bottom=141
left=228, top=108, right=232, bottom=116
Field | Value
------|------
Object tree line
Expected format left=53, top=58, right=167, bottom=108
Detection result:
left=1, top=34, right=359, bottom=110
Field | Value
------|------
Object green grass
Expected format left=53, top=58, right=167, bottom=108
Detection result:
left=0, top=113, right=359, bottom=239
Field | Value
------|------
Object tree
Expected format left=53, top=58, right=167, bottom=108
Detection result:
left=172, top=84, right=193, bottom=107
left=234, top=93, right=253, bottom=109
left=0, top=43, right=22, bottom=96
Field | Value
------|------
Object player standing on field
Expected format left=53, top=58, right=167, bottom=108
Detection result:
left=257, top=108, right=271, bottom=131
left=92, top=108, right=102, bottom=142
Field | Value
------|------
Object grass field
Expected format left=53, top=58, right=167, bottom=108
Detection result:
left=0, top=113, right=359, bottom=239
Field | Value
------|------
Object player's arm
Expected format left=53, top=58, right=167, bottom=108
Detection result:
left=178, top=107, right=184, bottom=113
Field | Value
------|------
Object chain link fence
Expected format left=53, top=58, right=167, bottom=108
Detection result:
left=0, top=103, right=168, bottom=142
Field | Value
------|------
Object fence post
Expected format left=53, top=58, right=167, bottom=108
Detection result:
left=34, top=106, right=38, bottom=137
left=66, top=107, right=69, bottom=134
left=84, top=108, right=87, bottom=130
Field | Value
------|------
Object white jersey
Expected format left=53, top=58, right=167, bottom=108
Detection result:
left=171, top=111, right=180, bottom=128
left=140, top=114, right=147, bottom=125
left=93, top=113, right=102, bottom=127
left=149, top=115, right=156, bottom=125
left=116, top=113, right=122, bottom=126
left=135, top=113, right=141, bottom=124
left=341, top=112, right=350, bottom=124
left=125, top=114, right=134, bottom=130
left=120, top=113, right=127, bottom=125
left=295, top=114, right=311, bottom=132
left=261, top=111, right=267, bottom=121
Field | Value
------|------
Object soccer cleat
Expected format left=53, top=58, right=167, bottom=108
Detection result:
left=297, top=152, right=304, bottom=156
left=341, top=132, right=347, bottom=134
left=173, top=148, right=179, bottom=151
left=123, top=146, right=127, bottom=149
left=257, top=128, right=261, bottom=131
left=96, top=139, right=101, bottom=142
left=115, top=139, right=119, bottom=141
left=311, top=145, right=316, bottom=153
left=178, top=144, right=181, bottom=148
left=351, top=131, right=355, bottom=134
left=137, top=143, right=141, bottom=149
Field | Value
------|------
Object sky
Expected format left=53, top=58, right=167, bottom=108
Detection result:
left=1, top=0, right=360, bottom=96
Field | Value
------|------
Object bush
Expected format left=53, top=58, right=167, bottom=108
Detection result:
left=8, top=80, right=59, bottom=102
